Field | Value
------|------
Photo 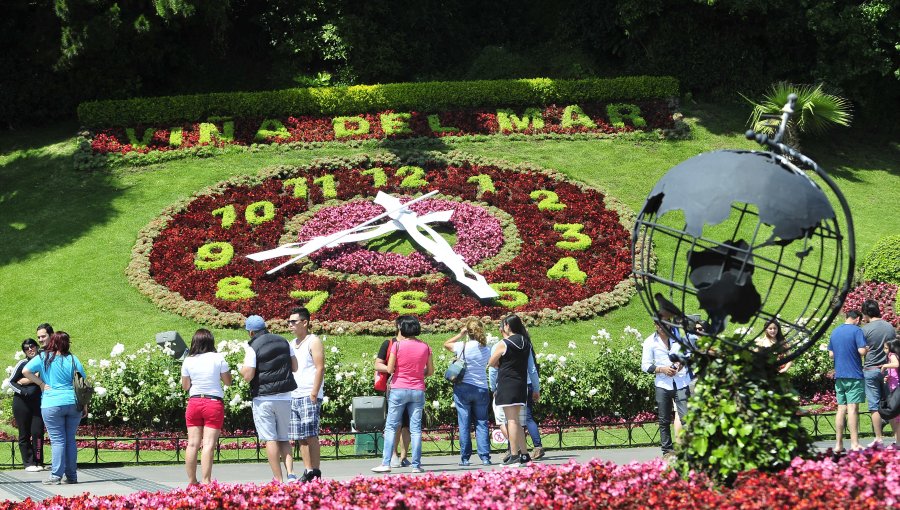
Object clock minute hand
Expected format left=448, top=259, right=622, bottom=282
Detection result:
left=247, top=190, right=440, bottom=273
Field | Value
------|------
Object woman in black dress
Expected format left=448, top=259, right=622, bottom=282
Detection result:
left=9, top=338, right=45, bottom=471
left=488, top=314, right=532, bottom=467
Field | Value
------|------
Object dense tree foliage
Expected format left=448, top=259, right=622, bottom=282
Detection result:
left=1, top=0, right=896, bottom=127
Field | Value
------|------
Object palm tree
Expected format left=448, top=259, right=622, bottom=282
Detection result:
left=743, top=82, right=852, bottom=149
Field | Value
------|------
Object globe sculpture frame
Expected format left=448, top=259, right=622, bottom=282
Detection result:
left=631, top=95, right=856, bottom=363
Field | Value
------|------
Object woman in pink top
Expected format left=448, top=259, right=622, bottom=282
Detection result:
left=881, top=339, right=900, bottom=446
left=372, top=316, right=433, bottom=473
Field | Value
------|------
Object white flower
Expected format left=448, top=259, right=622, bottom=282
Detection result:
left=543, top=342, right=549, bottom=348
left=547, top=376, right=556, bottom=384
left=94, top=386, right=107, bottom=397
left=570, top=376, right=577, bottom=382
left=330, top=346, right=339, bottom=354
left=88, top=359, right=97, bottom=367
left=152, top=417, right=160, bottom=423
left=230, top=395, right=243, bottom=406
left=335, top=373, right=343, bottom=381
left=106, top=411, right=112, bottom=417
left=1, top=380, right=9, bottom=390
left=117, top=361, right=126, bottom=370
left=432, top=400, right=440, bottom=409
left=109, top=343, right=125, bottom=357
left=593, top=341, right=598, bottom=345
left=123, top=416, right=129, bottom=422
left=122, top=386, right=132, bottom=396
left=569, top=390, right=576, bottom=397
left=99, top=359, right=111, bottom=369
left=322, top=396, right=329, bottom=403
left=558, top=356, right=567, bottom=365
left=128, top=354, right=137, bottom=361
left=596, top=329, right=611, bottom=340
left=624, top=326, right=642, bottom=338
left=14, top=351, right=25, bottom=361
left=568, top=341, right=577, bottom=350
left=87, top=413, right=93, bottom=419
left=138, top=380, right=145, bottom=386
left=818, top=344, right=828, bottom=351
left=588, top=388, right=598, bottom=396
left=163, top=370, right=169, bottom=376
left=116, top=368, right=124, bottom=376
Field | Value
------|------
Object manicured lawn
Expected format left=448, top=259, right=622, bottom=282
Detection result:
left=0, top=102, right=897, bottom=365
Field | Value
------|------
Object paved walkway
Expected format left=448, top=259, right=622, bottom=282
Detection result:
left=0, top=441, right=840, bottom=503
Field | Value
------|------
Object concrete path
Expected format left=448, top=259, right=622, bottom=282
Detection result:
left=0, top=441, right=841, bottom=503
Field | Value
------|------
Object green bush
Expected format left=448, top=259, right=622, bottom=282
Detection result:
left=863, top=234, right=900, bottom=285
left=77, top=76, right=679, bottom=128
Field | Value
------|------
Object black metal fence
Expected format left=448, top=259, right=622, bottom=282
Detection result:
left=0, top=413, right=844, bottom=468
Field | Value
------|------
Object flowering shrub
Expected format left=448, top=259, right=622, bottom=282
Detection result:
left=842, top=280, right=899, bottom=327
left=130, top=152, right=638, bottom=334
left=4, top=449, right=897, bottom=509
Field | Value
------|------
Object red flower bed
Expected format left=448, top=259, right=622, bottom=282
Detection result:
left=6, top=449, right=897, bottom=509
left=135, top=156, right=636, bottom=333
left=842, top=281, right=899, bottom=327
left=87, top=101, right=674, bottom=156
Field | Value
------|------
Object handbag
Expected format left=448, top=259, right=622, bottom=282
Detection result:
left=878, top=378, right=900, bottom=421
left=444, top=341, right=468, bottom=384
left=374, top=339, right=394, bottom=392
left=71, top=356, right=94, bottom=410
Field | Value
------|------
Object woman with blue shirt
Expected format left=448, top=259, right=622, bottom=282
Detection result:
left=443, top=319, right=492, bottom=466
left=23, top=331, right=87, bottom=485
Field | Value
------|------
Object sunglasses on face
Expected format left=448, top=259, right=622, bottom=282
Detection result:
left=287, top=319, right=299, bottom=325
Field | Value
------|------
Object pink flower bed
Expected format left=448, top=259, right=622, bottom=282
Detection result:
left=8, top=449, right=898, bottom=509
left=299, top=199, right=503, bottom=276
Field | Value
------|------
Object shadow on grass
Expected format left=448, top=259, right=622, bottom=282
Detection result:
left=0, top=134, right=120, bottom=267
left=681, top=99, right=752, bottom=137
left=376, top=136, right=454, bottom=158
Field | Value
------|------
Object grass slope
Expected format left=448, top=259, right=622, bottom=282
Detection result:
left=1, top=102, right=898, bottom=363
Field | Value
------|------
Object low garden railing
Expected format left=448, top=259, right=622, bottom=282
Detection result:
left=0, top=412, right=846, bottom=468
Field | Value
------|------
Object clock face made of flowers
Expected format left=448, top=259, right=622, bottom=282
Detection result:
left=130, top=154, right=637, bottom=334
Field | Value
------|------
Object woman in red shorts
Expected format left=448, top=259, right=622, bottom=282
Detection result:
left=181, top=329, right=232, bottom=484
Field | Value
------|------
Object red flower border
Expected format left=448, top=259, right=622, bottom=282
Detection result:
left=128, top=152, right=640, bottom=334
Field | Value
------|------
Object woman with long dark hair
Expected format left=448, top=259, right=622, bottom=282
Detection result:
left=181, top=329, right=232, bottom=485
left=488, top=314, right=533, bottom=467
left=9, top=339, right=45, bottom=472
left=22, top=332, right=87, bottom=485
left=757, top=318, right=792, bottom=373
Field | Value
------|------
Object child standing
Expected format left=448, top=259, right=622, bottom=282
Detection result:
left=881, top=339, right=900, bottom=446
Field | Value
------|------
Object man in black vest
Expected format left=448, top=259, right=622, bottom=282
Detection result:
left=239, top=315, right=298, bottom=482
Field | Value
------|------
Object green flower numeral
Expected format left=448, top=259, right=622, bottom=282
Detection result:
left=529, top=190, right=566, bottom=211
left=212, top=205, right=237, bottom=229
left=245, top=201, right=276, bottom=225
left=554, top=223, right=592, bottom=250
left=396, top=166, right=428, bottom=188
left=289, top=290, right=330, bottom=313
left=195, top=241, right=234, bottom=270
left=283, top=177, right=308, bottom=199
left=332, top=116, right=371, bottom=138
left=467, top=174, right=496, bottom=194
left=489, top=282, right=529, bottom=308
left=389, top=290, right=431, bottom=315
left=606, top=103, right=646, bottom=129
left=169, top=127, right=183, bottom=147
left=216, top=276, right=256, bottom=300
left=362, top=168, right=388, bottom=188
left=547, top=257, right=587, bottom=284
left=313, top=175, right=338, bottom=198
left=561, top=105, right=596, bottom=129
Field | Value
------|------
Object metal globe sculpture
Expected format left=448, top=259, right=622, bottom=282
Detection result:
left=631, top=96, right=855, bottom=362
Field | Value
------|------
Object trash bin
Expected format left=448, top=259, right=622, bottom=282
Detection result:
left=354, top=431, right=384, bottom=455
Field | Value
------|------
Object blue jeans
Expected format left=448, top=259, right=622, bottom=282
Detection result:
left=381, top=388, right=424, bottom=468
left=525, top=384, right=542, bottom=448
left=453, top=383, right=491, bottom=462
left=42, top=404, right=82, bottom=480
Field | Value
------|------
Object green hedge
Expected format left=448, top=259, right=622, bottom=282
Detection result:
left=863, top=234, right=900, bottom=285
left=77, top=76, right=679, bottom=128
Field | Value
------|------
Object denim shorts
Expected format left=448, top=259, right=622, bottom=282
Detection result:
left=863, top=370, right=884, bottom=411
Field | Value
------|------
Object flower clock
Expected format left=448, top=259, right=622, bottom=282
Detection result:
left=129, top=152, right=638, bottom=333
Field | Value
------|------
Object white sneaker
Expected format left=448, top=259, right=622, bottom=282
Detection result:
left=25, top=466, right=42, bottom=472
left=371, top=465, right=391, bottom=473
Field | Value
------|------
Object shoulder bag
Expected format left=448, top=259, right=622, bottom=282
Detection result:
left=374, top=339, right=395, bottom=392
left=71, top=356, right=94, bottom=410
left=444, top=341, right=468, bottom=384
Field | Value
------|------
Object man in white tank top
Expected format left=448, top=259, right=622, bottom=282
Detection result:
left=284, top=307, right=325, bottom=482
